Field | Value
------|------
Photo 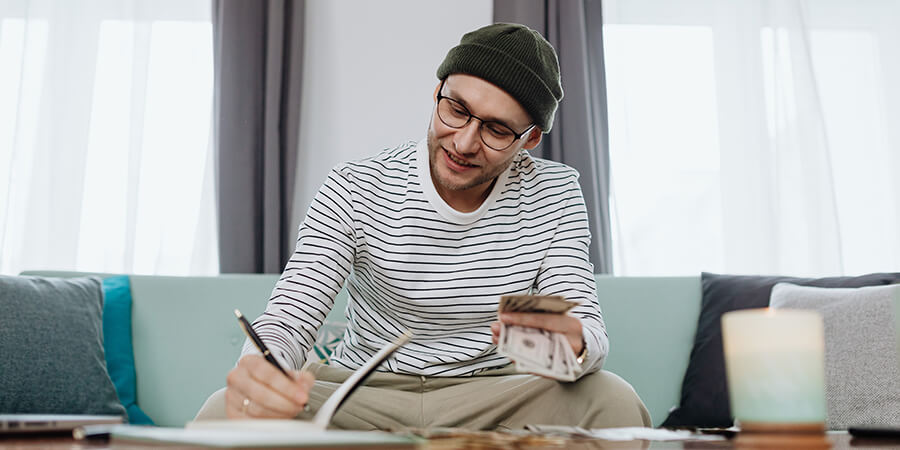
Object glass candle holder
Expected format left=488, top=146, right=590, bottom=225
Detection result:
left=722, top=308, right=826, bottom=429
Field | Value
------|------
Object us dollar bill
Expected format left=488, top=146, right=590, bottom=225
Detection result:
left=497, top=295, right=581, bottom=381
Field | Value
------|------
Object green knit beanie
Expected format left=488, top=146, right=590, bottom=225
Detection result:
left=436, top=23, right=564, bottom=133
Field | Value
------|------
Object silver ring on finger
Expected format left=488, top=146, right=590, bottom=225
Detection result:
left=242, top=397, right=251, bottom=415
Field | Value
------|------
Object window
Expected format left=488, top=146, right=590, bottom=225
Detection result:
left=0, top=0, right=217, bottom=275
left=603, top=0, right=900, bottom=276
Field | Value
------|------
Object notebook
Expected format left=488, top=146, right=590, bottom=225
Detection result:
left=106, top=330, right=415, bottom=447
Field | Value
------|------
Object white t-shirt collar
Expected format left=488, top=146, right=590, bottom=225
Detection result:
left=414, top=138, right=512, bottom=225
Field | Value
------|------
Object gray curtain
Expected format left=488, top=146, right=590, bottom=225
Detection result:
left=494, top=0, right=613, bottom=274
left=212, top=0, right=305, bottom=273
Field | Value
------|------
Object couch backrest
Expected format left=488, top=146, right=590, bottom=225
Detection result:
left=595, top=275, right=700, bottom=426
left=22, top=271, right=700, bottom=427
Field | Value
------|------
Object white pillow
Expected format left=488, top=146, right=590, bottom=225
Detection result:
left=770, top=282, right=900, bottom=429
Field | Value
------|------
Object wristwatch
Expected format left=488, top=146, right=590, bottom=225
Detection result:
left=576, top=337, right=587, bottom=365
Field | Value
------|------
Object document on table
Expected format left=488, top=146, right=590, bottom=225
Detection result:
left=525, top=425, right=727, bottom=442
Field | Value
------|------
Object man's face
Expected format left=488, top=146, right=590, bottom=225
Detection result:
left=427, top=74, right=540, bottom=198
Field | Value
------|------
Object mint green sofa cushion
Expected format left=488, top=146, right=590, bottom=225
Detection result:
left=127, top=274, right=280, bottom=427
left=595, top=275, right=701, bottom=426
left=318, top=275, right=701, bottom=426
left=319, top=275, right=699, bottom=426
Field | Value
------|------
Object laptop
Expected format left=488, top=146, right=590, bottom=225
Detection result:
left=0, top=414, right=123, bottom=434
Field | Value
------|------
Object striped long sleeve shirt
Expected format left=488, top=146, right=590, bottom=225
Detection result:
left=243, top=139, right=609, bottom=378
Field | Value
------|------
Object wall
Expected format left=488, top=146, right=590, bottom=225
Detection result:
left=292, top=0, right=492, bottom=237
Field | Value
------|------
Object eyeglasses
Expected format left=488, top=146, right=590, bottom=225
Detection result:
left=435, top=80, right=536, bottom=151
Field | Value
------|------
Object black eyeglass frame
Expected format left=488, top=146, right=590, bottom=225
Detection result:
left=435, top=79, right=537, bottom=151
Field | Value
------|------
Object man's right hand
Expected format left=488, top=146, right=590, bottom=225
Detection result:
left=225, top=354, right=315, bottom=419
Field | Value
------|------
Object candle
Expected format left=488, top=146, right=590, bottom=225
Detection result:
left=722, top=308, right=826, bottom=427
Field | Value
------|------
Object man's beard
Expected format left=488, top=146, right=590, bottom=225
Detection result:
left=426, top=129, right=515, bottom=193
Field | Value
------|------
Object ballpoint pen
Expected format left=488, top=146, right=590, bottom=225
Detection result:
left=234, top=309, right=289, bottom=376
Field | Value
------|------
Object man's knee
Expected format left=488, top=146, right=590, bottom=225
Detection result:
left=194, top=387, right=228, bottom=421
left=575, top=370, right=652, bottom=428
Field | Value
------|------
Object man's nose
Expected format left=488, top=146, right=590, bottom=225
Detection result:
left=453, top=119, right=482, bottom=155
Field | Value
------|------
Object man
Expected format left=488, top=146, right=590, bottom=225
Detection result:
left=198, top=23, right=650, bottom=430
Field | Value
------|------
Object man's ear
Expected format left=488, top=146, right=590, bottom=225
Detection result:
left=432, top=80, right=442, bottom=101
left=522, top=128, right=543, bottom=150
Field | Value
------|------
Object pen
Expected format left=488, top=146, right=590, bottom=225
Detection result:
left=234, top=309, right=289, bottom=377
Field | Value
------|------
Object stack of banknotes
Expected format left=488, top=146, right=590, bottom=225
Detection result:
left=497, top=295, right=582, bottom=382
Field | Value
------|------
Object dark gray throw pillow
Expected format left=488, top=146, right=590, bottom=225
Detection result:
left=0, top=275, right=126, bottom=417
left=661, top=271, right=900, bottom=429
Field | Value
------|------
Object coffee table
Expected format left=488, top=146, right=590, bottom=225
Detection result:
left=1, top=430, right=897, bottom=449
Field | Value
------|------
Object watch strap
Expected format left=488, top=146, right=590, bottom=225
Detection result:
left=576, top=337, right=587, bottom=365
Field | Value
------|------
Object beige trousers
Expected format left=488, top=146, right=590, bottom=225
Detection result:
left=196, top=363, right=651, bottom=431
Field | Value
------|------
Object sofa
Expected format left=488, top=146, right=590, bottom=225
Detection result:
left=20, top=271, right=700, bottom=428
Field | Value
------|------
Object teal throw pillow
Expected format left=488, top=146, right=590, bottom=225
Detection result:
left=0, top=276, right=126, bottom=417
left=101, top=276, right=153, bottom=425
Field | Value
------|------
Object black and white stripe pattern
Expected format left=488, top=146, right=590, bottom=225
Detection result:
left=244, top=139, right=608, bottom=377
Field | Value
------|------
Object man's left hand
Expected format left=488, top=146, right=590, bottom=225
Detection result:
left=490, top=312, right=584, bottom=356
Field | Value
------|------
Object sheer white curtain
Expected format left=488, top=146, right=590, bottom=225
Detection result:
left=0, top=0, right=217, bottom=276
left=603, top=0, right=900, bottom=277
